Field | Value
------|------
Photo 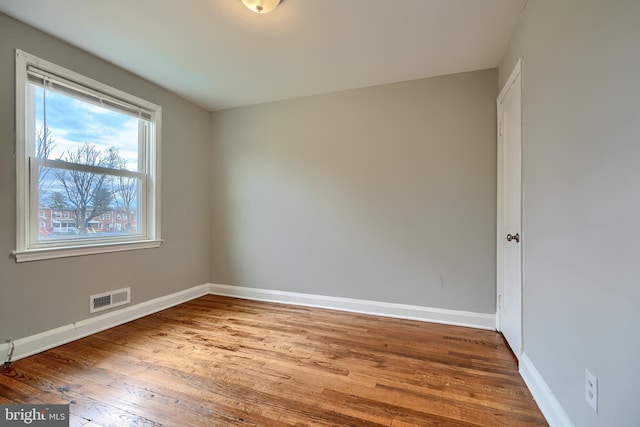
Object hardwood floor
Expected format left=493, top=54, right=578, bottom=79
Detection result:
left=0, top=295, right=547, bottom=426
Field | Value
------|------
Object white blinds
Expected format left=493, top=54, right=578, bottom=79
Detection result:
left=27, top=65, right=153, bottom=121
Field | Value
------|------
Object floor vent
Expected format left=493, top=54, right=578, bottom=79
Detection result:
left=90, top=287, right=131, bottom=313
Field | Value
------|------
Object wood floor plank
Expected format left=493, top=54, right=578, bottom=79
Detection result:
left=0, top=295, right=547, bottom=426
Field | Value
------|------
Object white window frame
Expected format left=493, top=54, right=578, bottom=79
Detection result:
left=14, top=50, right=162, bottom=262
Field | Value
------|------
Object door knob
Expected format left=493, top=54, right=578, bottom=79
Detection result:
left=506, top=233, right=520, bottom=243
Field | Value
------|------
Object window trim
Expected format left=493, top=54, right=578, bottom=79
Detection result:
left=14, top=50, right=162, bottom=263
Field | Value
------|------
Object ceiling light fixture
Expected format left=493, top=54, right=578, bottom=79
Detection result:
left=239, top=0, right=283, bottom=14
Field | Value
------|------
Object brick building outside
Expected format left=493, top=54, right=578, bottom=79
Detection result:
left=37, top=207, right=137, bottom=236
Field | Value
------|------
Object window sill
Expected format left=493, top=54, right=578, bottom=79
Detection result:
left=13, top=239, right=163, bottom=263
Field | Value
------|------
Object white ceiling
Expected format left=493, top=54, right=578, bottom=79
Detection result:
left=0, top=0, right=526, bottom=111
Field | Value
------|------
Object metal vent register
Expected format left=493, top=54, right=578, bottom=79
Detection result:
left=90, top=287, right=131, bottom=313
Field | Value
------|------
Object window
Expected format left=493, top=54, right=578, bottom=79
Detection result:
left=14, top=50, right=162, bottom=262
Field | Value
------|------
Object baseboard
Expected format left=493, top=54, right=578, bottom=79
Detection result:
left=207, top=283, right=496, bottom=330
left=0, top=284, right=210, bottom=363
left=0, top=282, right=496, bottom=364
left=520, top=353, right=574, bottom=427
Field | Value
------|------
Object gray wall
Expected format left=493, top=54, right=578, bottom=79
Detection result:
left=0, top=14, right=212, bottom=340
left=500, top=0, right=640, bottom=425
left=211, top=69, right=497, bottom=314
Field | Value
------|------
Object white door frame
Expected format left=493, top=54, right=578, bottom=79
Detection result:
left=496, top=58, right=524, bottom=355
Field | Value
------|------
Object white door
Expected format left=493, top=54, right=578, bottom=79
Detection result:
left=497, top=60, right=523, bottom=359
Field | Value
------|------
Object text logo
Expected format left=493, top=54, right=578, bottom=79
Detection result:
left=0, top=405, right=69, bottom=426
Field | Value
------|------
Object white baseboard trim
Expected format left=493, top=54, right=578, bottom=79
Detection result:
left=208, top=283, right=496, bottom=330
left=520, top=353, right=574, bottom=427
left=0, top=284, right=210, bottom=363
left=0, top=283, right=496, bottom=364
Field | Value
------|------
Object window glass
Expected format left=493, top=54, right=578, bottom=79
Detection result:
left=15, top=50, right=161, bottom=262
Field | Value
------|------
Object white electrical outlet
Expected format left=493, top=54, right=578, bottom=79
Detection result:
left=585, top=369, right=598, bottom=412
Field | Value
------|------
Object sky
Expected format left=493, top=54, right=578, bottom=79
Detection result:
left=32, top=83, right=140, bottom=171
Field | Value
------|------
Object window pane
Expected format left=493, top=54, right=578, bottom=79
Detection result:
left=16, top=50, right=160, bottom=260
left=31, top=82, right=141, bottom=171
left=37, top=165, right=142, bottom=243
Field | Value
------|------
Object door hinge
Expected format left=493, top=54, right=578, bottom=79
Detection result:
left=498, top=294, right=502, bottom=309
left=499, top=121, right=503, bottom=137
